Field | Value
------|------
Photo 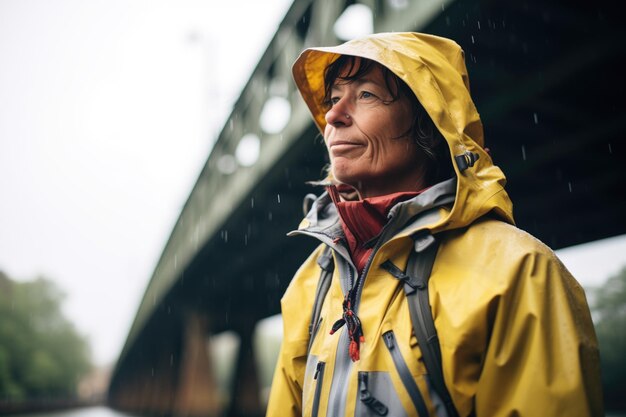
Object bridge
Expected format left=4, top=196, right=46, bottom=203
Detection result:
left=107, top=0, right=626, bottom=416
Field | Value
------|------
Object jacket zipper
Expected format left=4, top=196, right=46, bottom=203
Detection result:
left=310, top=316, right=323, bottom=351
left=327, top=263, right=354, bottom=417
left=352, top=214, right=400, bottom=311
left=383, top=331, right=429, bottom=417
left=312, top=361, right=326, bottom=417
left=328, top=220, right=397, bottom=417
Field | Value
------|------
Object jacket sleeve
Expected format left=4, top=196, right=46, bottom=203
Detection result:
left=474, top=249, right=603, bottom=417
left=266, top=246, right=325, bottom=417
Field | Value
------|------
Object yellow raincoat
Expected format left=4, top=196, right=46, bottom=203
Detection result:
left=266, top=32, right=602, bottom=417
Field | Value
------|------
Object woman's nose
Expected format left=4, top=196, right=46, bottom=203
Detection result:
left=325, top=99, right=353, bottom=127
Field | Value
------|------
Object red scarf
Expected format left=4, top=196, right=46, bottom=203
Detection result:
left=327, top=185, right=422, bottom=273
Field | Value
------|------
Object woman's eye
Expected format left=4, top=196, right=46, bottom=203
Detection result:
left=360, top=91, right=374, bottom=99
left=330, top=97, right=340, bottom=105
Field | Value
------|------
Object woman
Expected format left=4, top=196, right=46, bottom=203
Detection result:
left=266, top=32, right=602, bottom=417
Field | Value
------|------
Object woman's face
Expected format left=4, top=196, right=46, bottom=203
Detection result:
left=324, top=60, right=428, bottom=198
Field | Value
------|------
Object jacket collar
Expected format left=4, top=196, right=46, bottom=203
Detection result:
left=289, top=177, right=457, bottom=246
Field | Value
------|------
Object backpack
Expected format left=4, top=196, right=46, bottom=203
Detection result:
left=307, top=231, right=459, bottom=417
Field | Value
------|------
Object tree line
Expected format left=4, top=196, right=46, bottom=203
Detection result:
left=0, top=271, right=91, bottom=402
left=592, top=265, right=626, bottom=411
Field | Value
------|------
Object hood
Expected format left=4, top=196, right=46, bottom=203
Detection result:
left=292, top=32, right=514, bottom=232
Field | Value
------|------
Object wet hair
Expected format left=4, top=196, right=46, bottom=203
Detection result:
left=323, top=55, right=453, bottom=185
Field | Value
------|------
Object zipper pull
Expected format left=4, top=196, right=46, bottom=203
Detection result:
left=330, top=318, right=346, bottom=335
left=358, top=372, right=389, bottom=415
left=314, top=361, right=323, bottom=380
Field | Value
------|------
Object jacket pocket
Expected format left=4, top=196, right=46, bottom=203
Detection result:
left=383, top=331, right=429, bottom=417
left=311, top=361, right=325, bottom=417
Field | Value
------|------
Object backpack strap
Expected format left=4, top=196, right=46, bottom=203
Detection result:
left=380, top=232, right=458, bottom=417
left=405, top=232, right=459, bottom=417
left=307, top=245, right=334, bottom=354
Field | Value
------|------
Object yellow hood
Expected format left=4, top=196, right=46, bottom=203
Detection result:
left=292, top=32, right=514, bottom=231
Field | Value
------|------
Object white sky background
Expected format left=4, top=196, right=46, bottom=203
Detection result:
left=0, top=0, right=292, bottom=367
left=1, top=0, right=625, bottom=368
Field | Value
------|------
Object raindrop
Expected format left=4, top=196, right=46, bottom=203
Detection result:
left=251, top=197, right=255, bottom=208
left=170, top=354, right=174, bottom=366
left=608, top=143, right=613, bottom=153
left=244, top=234, right=248, bottom=246
left=277, top=194, right=281, bottom=203
left=229, top=119, right=234, bottom=130
left=477, top=21, right=481, bottom=30
left=568, top=182, right=573, bottom=192
left=533, top=113, right=539, bottom=124
left=445, top=16, right=451, bottom=26
left=521, top=145, right=527, bottom=161
left=174, top=254, right=178, bottom=269
left=268, top=211, right=273, bottom=221
left=471, top=35, right=475, bottom=44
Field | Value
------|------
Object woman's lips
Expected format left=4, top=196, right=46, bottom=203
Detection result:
left=329, top=140, right=364, bottom=154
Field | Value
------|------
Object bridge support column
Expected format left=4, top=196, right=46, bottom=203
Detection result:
left=173, top=310, right=221, bottom=417
left=226, top=317, right=261, bottom=417
left=108, top=325, right=179, bottom=416
left=148, top=349, right=178, bottom=416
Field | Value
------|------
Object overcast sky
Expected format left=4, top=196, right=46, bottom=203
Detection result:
left=0, top=0, right=292, bottom=366
left=1, top=0, right=625, bottom=368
